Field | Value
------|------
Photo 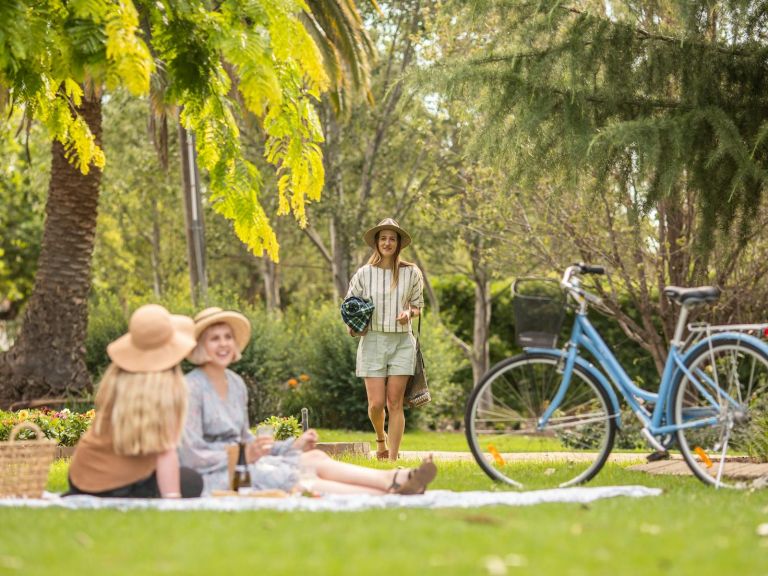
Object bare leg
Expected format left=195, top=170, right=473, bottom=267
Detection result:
left=300, top=450, right=397, bottom=491
left=306, top=479, right=386, bottom=495
left=386, top=375, right=408, bottom=461
left=364, top=377, right=387, bottom=454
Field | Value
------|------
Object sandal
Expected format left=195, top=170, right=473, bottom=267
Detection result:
left=375, top=434, right=389, bottom=461
left=388, top=456, right=437, bottom=495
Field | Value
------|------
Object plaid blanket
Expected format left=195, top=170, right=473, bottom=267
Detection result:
left=340, top=296, right=375, bottom=333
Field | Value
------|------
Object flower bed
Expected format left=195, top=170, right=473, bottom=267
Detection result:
left=0, top=408, right=94, bottom=447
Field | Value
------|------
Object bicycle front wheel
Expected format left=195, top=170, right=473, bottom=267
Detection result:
left=465, top=352, right=617, bottom=490
left=674, top=338, right=768, bottom=488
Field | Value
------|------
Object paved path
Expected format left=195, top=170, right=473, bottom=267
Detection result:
left=397, top=451, right=647, bottom=463
left=395, top=451, right=768, bottom=479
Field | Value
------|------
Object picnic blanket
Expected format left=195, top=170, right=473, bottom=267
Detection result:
left=0, top=486, right=661, bottom=512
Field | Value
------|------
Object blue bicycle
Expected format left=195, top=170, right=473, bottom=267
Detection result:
left=465, top=263, right=768, bottom=489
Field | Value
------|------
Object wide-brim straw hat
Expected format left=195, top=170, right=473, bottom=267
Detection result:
left=363, top=218, right=411, bottom=249
left=192, top=307, right=252, bottom=352
left=107, top=304, right=197, bottom=373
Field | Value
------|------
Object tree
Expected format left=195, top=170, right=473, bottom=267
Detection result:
left=0, top=0, right=329, bottom=404
left=433, top=1, right=768, bottom=372
left=302, top=0, right=439, bottom=300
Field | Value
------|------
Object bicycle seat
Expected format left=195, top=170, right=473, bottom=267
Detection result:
left=663, top=286, right=721, bottom=305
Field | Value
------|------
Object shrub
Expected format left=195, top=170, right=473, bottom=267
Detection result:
left=0, top=408, right=94, bottom=446
left=279, top=304, right=369, bottom=429
left=409, top=314, right=468, bottom=431
left=235, top=307, right=302, bottom=424
left=259, top=415, right=302, bottom=440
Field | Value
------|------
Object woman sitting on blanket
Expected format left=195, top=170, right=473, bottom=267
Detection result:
left=178, top=307, right=437, bottom=496
left=67, top=305, right=204, bottom=499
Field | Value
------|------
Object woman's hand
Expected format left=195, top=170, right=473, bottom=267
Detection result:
left=397, top=308, right=412, bottom=326
left=246, top=436, right=274, bottom=463
left=293, top=429, right=319, bottom=452
left=348, top=325, right=368, bottom=337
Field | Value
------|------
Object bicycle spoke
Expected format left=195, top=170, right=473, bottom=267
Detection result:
left=466, top=353, right=616, bottom=490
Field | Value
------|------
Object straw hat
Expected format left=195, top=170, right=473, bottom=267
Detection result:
left=192, top=307, right=252, bottom=352
left=363, top=218, right=411, bottom=249
left=107, top=304, right=197, bottom=373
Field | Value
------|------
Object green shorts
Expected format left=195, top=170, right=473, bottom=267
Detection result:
left=356, top=331, right=417, bottom=378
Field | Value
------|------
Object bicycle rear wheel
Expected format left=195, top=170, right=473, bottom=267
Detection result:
left=674, top=338, right=768, bottom=488
left=465, top=352, right=617, bottom=489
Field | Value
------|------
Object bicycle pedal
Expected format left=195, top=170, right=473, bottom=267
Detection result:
left=646, top=450, right=670, bottom=462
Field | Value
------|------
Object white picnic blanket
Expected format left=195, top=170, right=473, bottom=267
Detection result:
left=0, top=486, right=661, bottom=512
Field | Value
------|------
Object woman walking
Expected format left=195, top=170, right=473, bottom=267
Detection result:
left=346, top=218, right=424, bottom=461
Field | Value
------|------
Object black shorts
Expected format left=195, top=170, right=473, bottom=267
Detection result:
left=66, top=467, right=203, bottom=498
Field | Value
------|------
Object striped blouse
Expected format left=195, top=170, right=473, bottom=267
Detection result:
left=346, top=264, right=425, bottom=333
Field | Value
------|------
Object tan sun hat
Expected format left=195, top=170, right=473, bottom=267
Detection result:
left=192, top=307, right=252, bottom=352
left=107, top=304, right=197, bottom=373
left=363, top=218, right=411, bottom=249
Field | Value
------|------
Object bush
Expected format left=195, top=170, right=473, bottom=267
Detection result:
left=409, top=314, right=468, bottom=431
left=259, top=415, right=302, bottom=440
left=279, top=304, right=369, bottom=429
left=0, top=408, right=94, bottom=446
left=83, top=293, right=470, bottom=433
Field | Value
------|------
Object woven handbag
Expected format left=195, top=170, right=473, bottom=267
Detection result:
left=405, top=316, right=431, bottom=408
left=0, top=421, right=57, bottom=498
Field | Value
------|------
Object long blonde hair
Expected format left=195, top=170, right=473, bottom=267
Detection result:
left=93, top=364, right=188, bottom=456
left=367, top=230, right=415, bottom=289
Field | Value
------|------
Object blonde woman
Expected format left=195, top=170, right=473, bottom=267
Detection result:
left=346, top=218, right=424, bottom=461
left=179, top=307, right=437, bottom=496
left=67, top=304, right=202, bottom=498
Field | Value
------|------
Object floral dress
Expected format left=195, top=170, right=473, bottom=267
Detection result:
left=178, top=368, right=300, bottom=495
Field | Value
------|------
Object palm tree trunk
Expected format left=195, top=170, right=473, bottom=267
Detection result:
left=0, top=93, right=103, bottom=406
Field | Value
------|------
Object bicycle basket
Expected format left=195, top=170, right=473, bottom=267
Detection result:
left=512, top=278, right=566, bottom=348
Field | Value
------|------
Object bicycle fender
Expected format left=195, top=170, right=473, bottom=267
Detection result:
left=525, top=347, right=623, bottom=427
left=681, top=332, right=768, bottom=365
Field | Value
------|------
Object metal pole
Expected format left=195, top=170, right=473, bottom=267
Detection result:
left=179, top=123, right=208, bottom=306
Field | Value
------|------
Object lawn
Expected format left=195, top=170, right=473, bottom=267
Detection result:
left=1, top=432, right=766, bottom=576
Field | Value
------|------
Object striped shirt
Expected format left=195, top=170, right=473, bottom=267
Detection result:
left=346, top=264, right=425, bottom=333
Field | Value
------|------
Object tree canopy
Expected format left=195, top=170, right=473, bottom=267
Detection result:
left=0, top=0, right=331, bottom=261
left=438, top=0, right=768, bottom=244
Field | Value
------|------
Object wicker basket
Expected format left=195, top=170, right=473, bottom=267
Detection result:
left=0, top=421, right=57, bottom=498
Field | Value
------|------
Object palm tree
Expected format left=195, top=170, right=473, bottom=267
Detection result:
left=0, top=0, right=336, bottom=405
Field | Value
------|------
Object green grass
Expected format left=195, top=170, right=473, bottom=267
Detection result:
left=2, top=432, right=766, bottom=575
left=317, top=428, right=474, bottom=451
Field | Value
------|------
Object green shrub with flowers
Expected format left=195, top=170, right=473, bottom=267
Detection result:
left=0, top=408, right=95, bottom=446
left=259, top=415, right=302, bottom=440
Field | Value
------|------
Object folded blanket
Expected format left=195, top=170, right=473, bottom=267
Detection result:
left=0, top=486, right=661, bottom=512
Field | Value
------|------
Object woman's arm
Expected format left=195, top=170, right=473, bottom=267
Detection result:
left=177, top=378, right=229, bottom=473
left=156, top=449, right=181, bottom=498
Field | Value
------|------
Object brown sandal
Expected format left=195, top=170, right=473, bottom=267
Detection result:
left=375, top=435, right=389, bottom=461
left=388, top=456, right=437, bottom=495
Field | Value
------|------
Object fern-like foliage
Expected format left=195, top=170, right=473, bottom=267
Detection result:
left=146, top=0, right=329, bottom=260
left=435, top=0, right=768, bottom=244
left=0, top=0, right=153, bottom=172
left=2, top=0, right=335, bottom=261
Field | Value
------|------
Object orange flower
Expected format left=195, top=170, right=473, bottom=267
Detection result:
left=287, top=378, right=299, bottom=389
left=298, top=374, right=310, bottom=382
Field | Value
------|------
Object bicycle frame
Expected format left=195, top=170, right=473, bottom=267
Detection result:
left=528, top=311, right=768, bottom=439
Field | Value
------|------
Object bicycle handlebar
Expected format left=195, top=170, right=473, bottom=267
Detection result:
left=574, top=262, right=605, bottom=275
left=561, top=263, right=605, bottom=307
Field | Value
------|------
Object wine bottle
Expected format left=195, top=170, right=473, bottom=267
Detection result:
left=232, top=442, right=252, bottom=493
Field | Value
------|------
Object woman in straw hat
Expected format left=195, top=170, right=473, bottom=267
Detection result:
left=67, top=304, right=203, bottom=498
left=346, top=218, right=424, bottom=461
left=179, top=307, right=437, bottom=496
